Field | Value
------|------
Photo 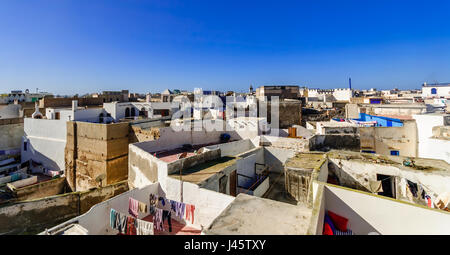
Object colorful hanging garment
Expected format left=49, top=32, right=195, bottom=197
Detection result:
left=185, top=204, right=195, bottom=224
left=129, top=197, right=139, bottom=218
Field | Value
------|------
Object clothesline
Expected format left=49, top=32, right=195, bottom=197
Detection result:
left=110, top=208, right=153, bottom=235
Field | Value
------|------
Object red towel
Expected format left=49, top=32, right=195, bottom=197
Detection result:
left=185, top=204, right=195, bottom=224
left=328, top=211, right=348, bottom=232
left=323, top=222, right=334, bottom=235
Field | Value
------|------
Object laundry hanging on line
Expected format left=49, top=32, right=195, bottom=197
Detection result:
left=149, top=194, right=196, bottom=225
left=110, top=208, right=154, bottom=235
left=128, top=197, right=147, bottom=218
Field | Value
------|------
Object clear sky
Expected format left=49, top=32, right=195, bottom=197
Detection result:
left=1, top=0, right=450, bottom=95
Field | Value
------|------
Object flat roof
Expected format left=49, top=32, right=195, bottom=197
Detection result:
left=285, top=153, right=326, bottom=170
left=153, top=141, right=229, bottom=163
left=168, top=156, right=238, bottom=184
left=204, top=193, right=312, bottom=235
left=327, top=150, right=450, bottom=174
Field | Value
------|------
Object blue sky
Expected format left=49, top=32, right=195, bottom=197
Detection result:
left=1, top=0, right=450, bottom=95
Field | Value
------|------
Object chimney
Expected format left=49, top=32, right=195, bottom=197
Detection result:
left=72, top=100, right=78, bottom=111
left=31, top=102, right=42, bottom=119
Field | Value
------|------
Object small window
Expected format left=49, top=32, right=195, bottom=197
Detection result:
left=362, top=150, right=376, bottom=154
left=23, top=141, right=27, bottom=151
left=431, top=88, right=437, bottom=94
left=390, top=150, right=400, bottom=156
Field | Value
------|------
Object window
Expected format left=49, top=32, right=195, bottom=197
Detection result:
left=362, top=150, right=376, bottom=154
left=390, top=150, right=400, bottom=156
left=23, top=141, right=27, bottom=151
left=431, top=88, right=437, bottom=94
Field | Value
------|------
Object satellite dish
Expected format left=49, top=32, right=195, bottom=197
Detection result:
left=25, top=89, right=29, bottom=94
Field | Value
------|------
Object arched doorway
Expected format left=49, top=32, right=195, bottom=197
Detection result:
left=125, top=107, right=130, bottom=117
left=99, top=113, right=104, bottom=123
left=431, top=88, right=437, bottom=95
left=130, top=107, right=136, bottom=116
left=139, top=107, right=147, bottom=117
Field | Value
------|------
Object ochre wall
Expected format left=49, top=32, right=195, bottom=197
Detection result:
left=65, top=121, right=130, bottom=191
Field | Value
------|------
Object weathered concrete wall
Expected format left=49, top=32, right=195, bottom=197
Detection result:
left=260, top=136, right=309, bottom=153
left=261, top=101, right=302, bottom=129
left=0, top=104, right=21, bottom=119
left=0, top=118, right=24, bottom=151
left=66, top=121, right=130, bottom=191
left=359, top=120, right=417, bottom=157
left=128, top=144, right=164, bottom=189
left=327, top=156, right=450, bottom=203
left=309, top=135, right=360, bottom=152
left=203, top=139, right=255, bottom=157
left=166, top=149, right=221, bottom=175
left=12, top=177, right=68, bottom=201
left=0, top=180, right=128, bottom=235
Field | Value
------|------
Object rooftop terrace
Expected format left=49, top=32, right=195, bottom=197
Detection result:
left=169, top=156, right=237, bottom=185
left=204, top=193, right=312, bottom=235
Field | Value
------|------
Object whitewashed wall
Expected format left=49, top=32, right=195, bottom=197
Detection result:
left=413, top=114, right=450, bottom=163
left=43, top=183, right=160, bottom=235
left=323, top=184, right=450, bottom=234
left=22, top=118, right=67, bottom=171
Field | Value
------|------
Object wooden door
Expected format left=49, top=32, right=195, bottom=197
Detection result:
left=230, top=170, right=237, bottom=197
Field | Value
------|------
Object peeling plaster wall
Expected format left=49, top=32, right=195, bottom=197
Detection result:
left=359, top=120, right=418, bottom=157
left=260, top=136, right=309, bottom=153
left=328, top=158, right=450, bottom=201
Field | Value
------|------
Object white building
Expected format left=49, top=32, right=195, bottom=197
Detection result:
left=413, top=113, right=450, bottom=163
left=307, top=88, right=353, bottom=102
left=422, top=83, right=450, bottom=99
left=21, top=101, right=111, bottom=172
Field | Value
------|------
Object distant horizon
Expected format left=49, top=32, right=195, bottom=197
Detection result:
left=1, top=83, right=427, bottom=97
left=1, top=0, right=450, bottom=95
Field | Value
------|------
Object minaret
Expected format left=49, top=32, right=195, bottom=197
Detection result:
left=249, top=84, right=253, bottom=94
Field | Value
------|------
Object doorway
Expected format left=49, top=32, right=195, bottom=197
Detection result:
left=229, top=170, right=237, bottom=197
left=376, top=174, right=395, bottom=198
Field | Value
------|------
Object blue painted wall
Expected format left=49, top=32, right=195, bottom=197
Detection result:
left=354, top=113, right=403, bottom=127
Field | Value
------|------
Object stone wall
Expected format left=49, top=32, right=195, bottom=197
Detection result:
left=39, top=97, right=103, bottom=108
left=0, top=180, right=128, bottom=235
left=10, top=177, right=69, bottom=201
left=261, top=101, right=302, bottom=129
left=309, top=135, right=360, bottom=152
left=65, top=121, right=130, bottom=191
